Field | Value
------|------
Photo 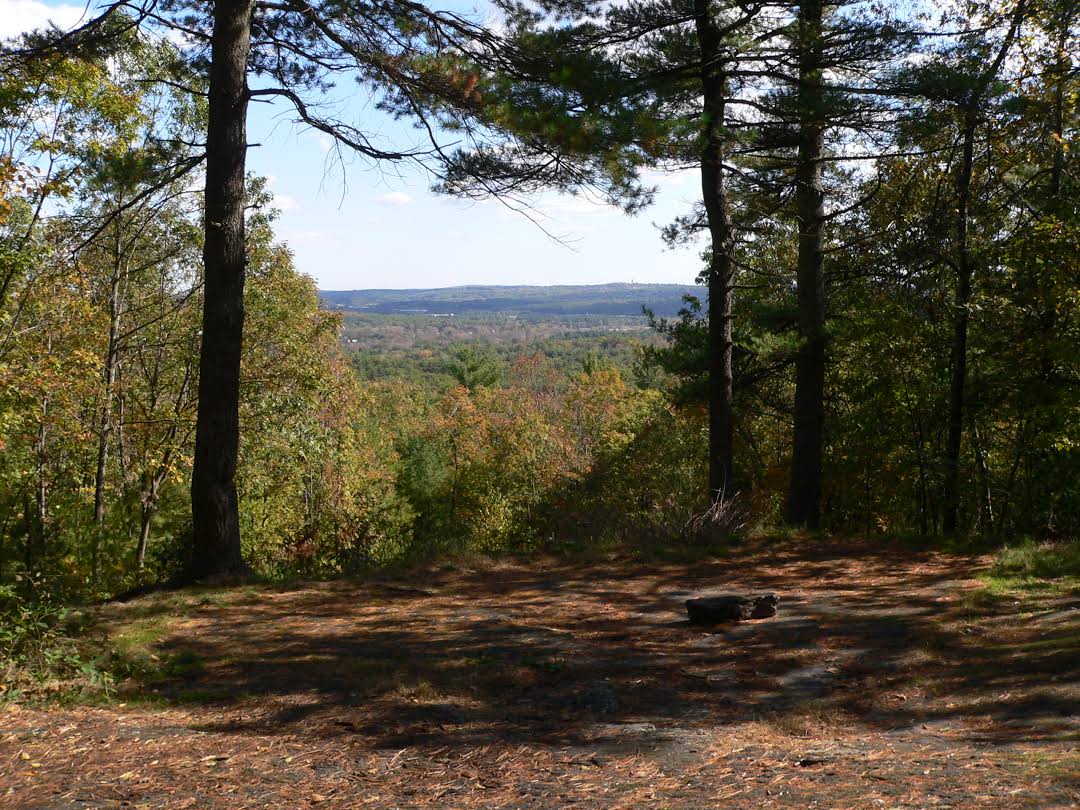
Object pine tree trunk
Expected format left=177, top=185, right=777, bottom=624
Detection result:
left=189, top=0, right=254, bottom=580
left=942, top=111, right=976, bottom=536
left=694, top=0, right=736, bottom=502
left=786, top=0, right=826, bottom=529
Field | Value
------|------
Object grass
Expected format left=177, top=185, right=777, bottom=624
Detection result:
left=969, top=539, right=1080, bottom=606
left=0, top=583, right=252, bottom=706
left=989, top=538, right=1080, bottom=580
left=109, top=616, right=175, bottom=654
left=1002, top=749, right=1080, bottom=780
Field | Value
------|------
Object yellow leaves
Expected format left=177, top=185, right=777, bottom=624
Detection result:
left=70, top=348, right=102, bottom=368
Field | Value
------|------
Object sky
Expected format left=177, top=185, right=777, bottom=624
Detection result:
left=2, top=0, right=708, bottom=291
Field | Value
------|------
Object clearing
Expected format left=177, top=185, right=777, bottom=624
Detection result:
left=2, top=539, right=1078, bottom=808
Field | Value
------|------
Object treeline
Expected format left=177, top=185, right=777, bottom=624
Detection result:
left=321, top=283, right=699, bottom=317
left=0, top=0, right=1077, bottom=597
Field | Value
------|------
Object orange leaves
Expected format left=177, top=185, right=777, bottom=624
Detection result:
left=445, top=65, right=483, bottom=104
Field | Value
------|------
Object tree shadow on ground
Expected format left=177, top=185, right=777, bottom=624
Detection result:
left=119, top=538, right=1079, bottom=757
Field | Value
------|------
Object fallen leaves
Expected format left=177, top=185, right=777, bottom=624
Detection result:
left=0, top=544, right=1077, bottom=807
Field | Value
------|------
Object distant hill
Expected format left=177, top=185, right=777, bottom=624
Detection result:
left=318, top=283, right=700, bottom=318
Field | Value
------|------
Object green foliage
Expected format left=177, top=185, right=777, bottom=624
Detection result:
left=0, top=576, right=101, bottom=697
left=449, top=346, right=503, bottom=389
left=342, top=310, right=658, bottom=390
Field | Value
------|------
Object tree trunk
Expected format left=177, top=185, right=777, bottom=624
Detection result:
left=971, top=416, right=993, bottom=532
left=996, top=417, right=1027, bottom=534
left=786, top=0, right=826, bottom=529
left=136, top=500, right=153, bottom=572
left=911, top=413, right=930, bottom=536
left=136, top=475, right=161, bottom=572
left=941, top=109, right=976, bottom=536
left=92, top=215, right=125, bottom=582
left=189, top=0, right=254, bottom=580
left=22, top=491, right=35, bottom=570
left=1048, top=14, right=1069, bottom=202
left=694, top=0, right=736, bottom=502
left=941, top=0, right=1027, bottom=535
left=33, top=398, right=48, bottom=564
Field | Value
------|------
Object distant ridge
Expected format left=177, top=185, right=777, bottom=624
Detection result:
left=318, top=283, right=699, bottom=318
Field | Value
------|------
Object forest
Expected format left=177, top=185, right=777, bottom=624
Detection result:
left=0, top=0, right=1077, bottom=806
left=320, top=283, right=699, bottom=316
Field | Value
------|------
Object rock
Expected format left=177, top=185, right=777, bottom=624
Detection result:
left=686, top=593, right=779, bottom=624
left=595, top=722, right=657, bottom=737
left=576, top=680, right=620, bottom=714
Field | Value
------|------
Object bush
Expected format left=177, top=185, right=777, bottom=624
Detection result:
left=0, top=576, right=87, bottom=696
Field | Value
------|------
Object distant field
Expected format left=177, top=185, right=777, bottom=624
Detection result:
left=318, top=282, right=700, bottom=318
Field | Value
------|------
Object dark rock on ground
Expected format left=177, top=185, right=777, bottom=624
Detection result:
left=686, top=593, right=779, bottom=624
left=575, top=680, right=620, bottom=714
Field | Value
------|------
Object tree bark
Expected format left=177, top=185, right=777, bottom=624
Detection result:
left=911, top=412, right=930, bottom=536
left=971, top=416, right=993, bottom=532
left=941, top=108, right=976, bottom=536
left=136, top=473, right=163, bottom=572
left=1048, top=11, right=1070, bottom=202
left=786, top=0, right=826, bottom=529
left=694, top=0, right=736, bottom=502
left=189, top=0, right=254, bottom=580
left=92, top=213, right=126, bottom=582
left=32, top=397, right=48, bottom=565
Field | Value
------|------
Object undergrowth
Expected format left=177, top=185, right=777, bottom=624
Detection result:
left=0, top=575, right=113, bottom=703
left=975, top=539, right=1080, bottom=602
left=989, top=538, right=1080, bottom=580
left=0, top=581, right=250, bottom=706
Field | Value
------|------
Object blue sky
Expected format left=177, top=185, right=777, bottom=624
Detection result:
left=3, top=0, right=705, bottom=290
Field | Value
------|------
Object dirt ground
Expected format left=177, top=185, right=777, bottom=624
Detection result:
left=2, top=538, right=1078, bottom=808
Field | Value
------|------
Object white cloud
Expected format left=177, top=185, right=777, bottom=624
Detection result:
left=538, top=195, right=615, bottom=218
left=263, top=174, right=299, bottom=211
left=0, top=0, right=87, bottom=41
left=273, top=192, right=299, bottom=211
left=281, top=230, right=326, bottom=244
left=374, top=191, right=411, bottom=207
left=640, top=167, right=696, bottom=189
left=303, top=131, right=333, bottom=153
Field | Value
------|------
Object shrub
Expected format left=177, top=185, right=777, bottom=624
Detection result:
left=0, top=576, right=89, bottom=696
